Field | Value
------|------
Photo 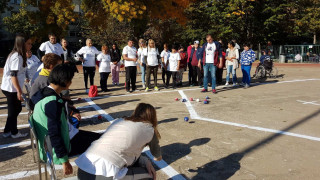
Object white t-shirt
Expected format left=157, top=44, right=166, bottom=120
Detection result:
left=205, top=42, right=216, bottom=63
left=97, top=53, right=111, bottom=73
left=168, top=52, right=181, bottom=72
left=143, top=48, right=159, bottom=66
left=77, top=46, right=100, bottom=67
left=137, top=48, right=146, bottom=64
left=1, top=52, right=26, bottom=92
left=26, top=55, right=41, bottom=79
left=160, top=50, right=170, bottom=68
left=122, top=45, right=137, bottom=67
left=39, top=41, right=64, bottom=56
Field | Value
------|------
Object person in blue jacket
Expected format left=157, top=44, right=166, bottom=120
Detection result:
left=198, top=34, right=223, bottom=94
left=240, top=43, right=256, bottom=88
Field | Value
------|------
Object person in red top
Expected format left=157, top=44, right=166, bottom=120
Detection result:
left=177, top=46, right=187, bottom=87
left=189, top=41, right=202, bottom=86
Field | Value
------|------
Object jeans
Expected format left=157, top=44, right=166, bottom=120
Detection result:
left=100, top=72, right=110, bottom=91
left=203, top=63, right=217, bottom=90
left=140, top=63, right=146, bottom=85
left=111, top=63, right=120, bottom=84
left=226, top=65, right=237, bottom=84
left=2, top=90, right=22, bottom=135
left=125, top=66, right=137, bottom=91
left=83, top=66, right=96, bottom=89
left=146, top=65, right=158, bottom=88
left=241, top=65, right=252, bottom=85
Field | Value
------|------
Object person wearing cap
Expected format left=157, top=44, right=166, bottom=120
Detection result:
left=188, top=40, right=202, bottom=87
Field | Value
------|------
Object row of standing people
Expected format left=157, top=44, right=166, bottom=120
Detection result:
left=1, top=34, right=162, bottom=179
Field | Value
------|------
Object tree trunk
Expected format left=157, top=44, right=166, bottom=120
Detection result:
left=314, top=33, right=316, bottom=44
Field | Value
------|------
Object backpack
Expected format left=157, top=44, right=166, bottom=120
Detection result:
left=88, top=85, right=98, bottom=97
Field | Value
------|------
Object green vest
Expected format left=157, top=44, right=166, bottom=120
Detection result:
left=31, top=95, right=70, bottom=165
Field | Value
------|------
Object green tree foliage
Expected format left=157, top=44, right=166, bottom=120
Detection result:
left=3, top=0, right=78, bottom=41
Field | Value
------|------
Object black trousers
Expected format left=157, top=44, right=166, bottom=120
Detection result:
left=216, top=67, right=224, bottom=85
left=162, top=67, right=167, bottom=85
left=83, top=67, right=96, bottom=89
left=191, top=66, right=202, bottom=86
left=125, top=66, right=137, bottom=91
left=69, top=130, right=102, bottom=157
left=188, top=62, right=193, bottom=85
left=166, top=71, right=178, bottom=88
left=100, top=72, right=110, bottom=91
left=2, top=90, right=22, bottom=135
left=146, top=65, right=158, bottom=88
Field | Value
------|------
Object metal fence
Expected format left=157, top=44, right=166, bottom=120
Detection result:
left=278, top=45, right=320, bottom=63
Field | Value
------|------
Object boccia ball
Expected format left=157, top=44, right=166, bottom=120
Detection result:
left=182, top=98, right=187, bottom=102
left=190, top=98, right=193, bottom=101
left=204, top=100, right=208, bottom=104
left=184, top=117, right=189, bottom=122
left=205, top=96, right=209, bottom=99
left=196, top=99, right=200, bottom=102
left=175, top=98, right=179, bottom=101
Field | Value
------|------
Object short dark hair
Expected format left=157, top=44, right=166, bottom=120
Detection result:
left=48, top=33, right=56, bottom=38
left=206, top=34, right=213, bottom=39
left=228, top=41, right=235, bottom=47
left=48, top=64, right=74, bottom=87
left=243, top=43, right=250, bottom=48
left=171, top=44, right=178, bottom=50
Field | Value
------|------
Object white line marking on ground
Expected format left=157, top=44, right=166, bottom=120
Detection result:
left=143, top=147, right=186, bottom=180
left=84, top=98, right=115, bottom=123
left=0, top=112, right=28, bottom=117
left=178, top=90, right=320, bottom=142
left=297, top=100, right=320, bottom=106
left=0, top=162, right=77, bottom=180
left=0, top=129, right=106, bottom=150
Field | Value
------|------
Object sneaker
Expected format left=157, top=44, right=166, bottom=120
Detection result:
left=190, top=84, right=194, bottom=87
left=201, top=89, right=208, bottom=92
left=225, top=82, right=229, bottom=86
left=85, top=89, right=89, bottom=93
left=142, top=84, right=146, bottom=89
left=244, top=84, right=250, bottom=89
left=240, top=82, right=245, bottom=86
left=11, top=132, right=28, bottom=138
left=116, top=82, right=119, bottom=86
left=2, top=132, right=11, bottom=138
left=133, top=89, right=140, bottom=92
left=232, top=83, right=237, bottom=87
left=212, top=89, right=217, bottom=94
left=145, top=87, right=149, bottom=92
left=199, top=85, right=203, bottom=88
left=154, top=86, right=159, bottom=91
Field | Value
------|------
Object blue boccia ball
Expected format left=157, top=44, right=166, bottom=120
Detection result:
left=205, top=96, right=209, bottom=99
left=184, top=117, right=189, bottom=122
left=204, top=100, right=208, bottom=104
left=182, top=98, right=187, bottom=102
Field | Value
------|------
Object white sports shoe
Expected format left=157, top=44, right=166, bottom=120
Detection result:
left=225, top=82, right=229, bottom=86
left=2, top=132, right=11, bottom=138
left=11, top=132, right=28, bottom=138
